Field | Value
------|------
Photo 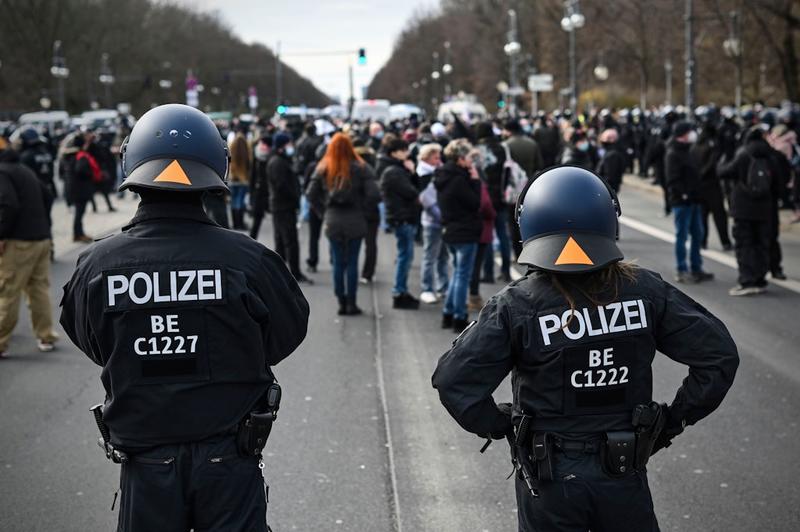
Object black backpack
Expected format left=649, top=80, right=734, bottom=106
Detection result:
left=745, top=156, right=771, bottom=198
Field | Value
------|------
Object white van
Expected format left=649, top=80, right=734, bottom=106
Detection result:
left=390, top=103, right=424, bottom=121
left=351, top=99, right=391, bottom=123
left=437, top=100, right=488, bottom=124
left=18, top=111, right=70, bottom=135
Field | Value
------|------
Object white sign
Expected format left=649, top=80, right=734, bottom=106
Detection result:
left=528, top=74, right=554, bottom=92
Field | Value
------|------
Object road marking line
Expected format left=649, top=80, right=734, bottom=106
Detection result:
left=619, top=215, right=800, bottom=295
left=371, top=284, right=404, bottom=532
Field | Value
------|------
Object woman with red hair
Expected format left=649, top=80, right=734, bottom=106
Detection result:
left=307, top=133, right=380, bottom=315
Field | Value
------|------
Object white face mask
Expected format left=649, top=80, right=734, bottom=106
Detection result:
left=285, top=146, right=295, bottom=156
left=687, top=131, right=698, bottom=143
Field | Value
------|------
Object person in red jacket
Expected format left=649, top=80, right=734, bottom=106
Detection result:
left=469, top=158, right=496, bottom=312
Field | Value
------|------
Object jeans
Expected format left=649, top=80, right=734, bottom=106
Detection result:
left=329, top=238, right=362, bottom=300
left=482, top=208, right=512, bottom=278
left=393, top=223, right=416, bottom=295
left=673, top=204, right=704, bottom=273
left=444, top=242, right=477, bottom=320
left=230, top=183, right=248, bottom=210
left=420, top=225, right=449, bottom=293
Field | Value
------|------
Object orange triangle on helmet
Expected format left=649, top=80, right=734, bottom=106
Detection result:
left=153, top=160, right=192, bottom=185
left=554, top=236, right=594, bottom=266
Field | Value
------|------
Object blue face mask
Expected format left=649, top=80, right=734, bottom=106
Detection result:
left=576, top=141, right=590, bottom=152
left=374, top=131, right=384, bottom=140
left=285, top=146, right=295, bottom=157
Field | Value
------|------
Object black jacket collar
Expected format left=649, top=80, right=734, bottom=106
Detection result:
left=123, top=201, right=217, bottom=231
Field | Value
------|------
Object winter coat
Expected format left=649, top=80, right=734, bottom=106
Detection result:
left=716, top=137, right=779, bottom=221
left=561, top=144, right=597, bottom=171
left=306, top=162, right=377, bottom=241
left=533, top=125, right=562, bottom=168
left=434, top=161, right=481, bottom=244
left=267, top=152, right=300, bottom=213
left=379, top=156, right=419, bottom=226
left=690, top=134, right=724, bottom=199
left=0, top=150, right=52, bottom=240
left=596, top=143, right=626, bottom=192
left=64, top=149, right=98, bottom=204
left=665, top=140, right=702, bottom=206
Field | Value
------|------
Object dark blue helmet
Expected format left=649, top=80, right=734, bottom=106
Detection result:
left=119, top=104, right=229, bottom=192
left=516, top=166, right=622, bottom=273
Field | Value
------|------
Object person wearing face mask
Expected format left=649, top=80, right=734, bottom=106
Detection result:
left=561, top=130, right=597, bottom=171
left=665, top=121, right=714, bottom=284
left=368, top=122, right=385, bottom=153
left=595, top=128, right=626, bottom=193
left=267, top=132, right=313, bottom=284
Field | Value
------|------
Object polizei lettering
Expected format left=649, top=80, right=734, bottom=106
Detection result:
left=538, top=299, right=648, bottom=347
left=106, top=269, right=223, bottom=308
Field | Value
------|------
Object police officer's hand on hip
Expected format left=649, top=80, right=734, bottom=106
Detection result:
left=432, top=166, right=739, bottom=532
left=60, top=104, right=310, bottom=532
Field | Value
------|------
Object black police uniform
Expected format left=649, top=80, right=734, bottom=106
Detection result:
left=432, top=166, right=739, bottom=532
left=59, top=104, right=310, bottom=532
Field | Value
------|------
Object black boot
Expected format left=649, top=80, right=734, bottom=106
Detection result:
left=337, top=297, right=347, bottom=316
left=441, top=313, right=453, bottom=329
left=452, top=317, right=469, bottom=333
left=345, top=297, right=362, bottom=316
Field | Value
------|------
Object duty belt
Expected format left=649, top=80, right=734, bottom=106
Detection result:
left=552, top=437, right=602, bottom=454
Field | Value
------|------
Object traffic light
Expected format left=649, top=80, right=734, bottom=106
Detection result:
left=357, top=48, right=367, bottom=66
left=497, top=99, right=506, bottom=109
left=277, top=104, right=287, bottom=114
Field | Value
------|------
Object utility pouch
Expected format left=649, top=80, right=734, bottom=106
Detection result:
left=237, top=382, right=281, bottom=458
left=632, top=402, right=666, bottom=470
left=532, top=432, right=554, bottom=482
left=602, top=431, right=636, bottom=477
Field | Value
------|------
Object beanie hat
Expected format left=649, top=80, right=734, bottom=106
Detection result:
left=273, top=132, right=292, bottom=150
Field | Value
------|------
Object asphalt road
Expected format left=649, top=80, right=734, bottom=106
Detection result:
left=1, top=185, right=799, bottom=531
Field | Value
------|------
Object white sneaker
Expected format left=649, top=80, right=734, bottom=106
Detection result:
left=728, top=285, right=766, bottom=297
left=420, top=291, right=439, bottom=304
left=37, top=340, right=55, bottom=352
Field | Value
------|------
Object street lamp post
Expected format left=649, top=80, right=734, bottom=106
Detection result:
left=442, top=41, right=453, bottom=100
left=723, top=10, right=743, bottom=109
left=98, top=52, right=115, bottom=108
left=50, top=40, right=70, bottom=110
left=684, top=0, right=695, bottom=110
left=664, top=59, right=673, bottom=105
left=504, top=9, right=522, bottom=116
left=561, top=1, right=585, bottom=115
left=431, top=51, right=441, bottom=110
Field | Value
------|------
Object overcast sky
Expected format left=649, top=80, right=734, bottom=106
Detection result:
left=177, top=0, right=438, bottom=103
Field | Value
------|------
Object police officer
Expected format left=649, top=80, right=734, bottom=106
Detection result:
left=60, top=104, right=309, bottom=532
left=432, top=166, right=739, bottom=532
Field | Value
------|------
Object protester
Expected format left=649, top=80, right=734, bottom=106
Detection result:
left=307, top=133, right=378, bottom=315
left=268, top=132, right=312, bottom=284
left=66, top=133, right=100, bottom=243
left=379, top=136, right=420, bottom=309
left=0, top=145, right=58, bottom=356
left=249, top=132, right=272, bottom=239
left=717, top=127, right=780, bottom=295
left=503, top=119, right=543, bottom=177
left=228, top=128, right=251, bottom=230
left=666, top=121, right=714, bottom=284
left=435, top=139, right=482, bottom=332
left=561, top=129, right=597, bottom=170
left=475, top=121, right=512, bottom=283
left=596, top=128, right=626, bottom=193
left=692, top=122, right=732, bottom=250
left=417, top=143, right=448, bottom=304
left=352, top=137, right=380, bottom=282
left=468, top=160, right=496, bottom=312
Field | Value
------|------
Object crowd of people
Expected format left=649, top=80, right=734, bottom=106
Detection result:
left=1, top=100, right=798, bottom=356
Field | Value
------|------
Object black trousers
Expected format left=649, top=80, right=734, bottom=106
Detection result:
left=701, top=185, right=731, bottom=248
left=515, top=451, right=659, bottom=532
left=769, top=203, right=783, bottom=274
left=732, top=218, right=770, bottom=287
left=307, top=209, right=322, bottom=268
left=73, top=200, right=88, bottom=238
left=361, top=218, right=379, bottom=280
left=470, top=243, right=488, bottom=295
left=272, top=210, right=301, bottom=278
left=117, top=434, right=268, bottom=532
